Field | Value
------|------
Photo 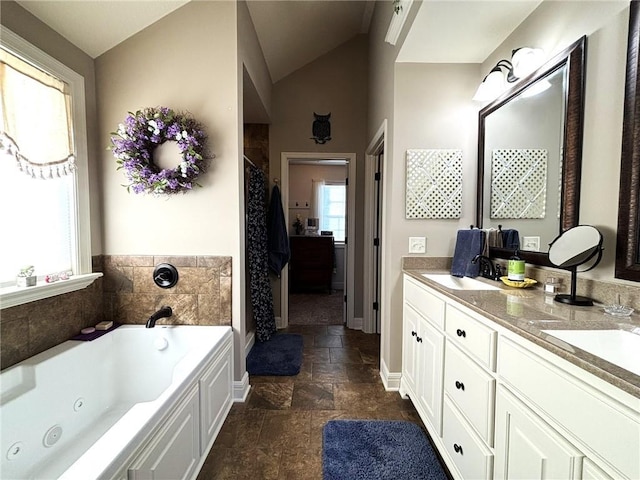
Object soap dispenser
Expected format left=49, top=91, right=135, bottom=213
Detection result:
left=507, top=250, right=525, bottom=281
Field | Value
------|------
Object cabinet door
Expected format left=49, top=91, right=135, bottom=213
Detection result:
left=416, top=315, right=445, bottom=435
left=128, top=385, right=200, bottom=480
left=401, top=303, right=420, bottom=396
left=494, top=385, right=583, bottom=480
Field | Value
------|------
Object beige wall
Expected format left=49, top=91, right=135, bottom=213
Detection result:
left=289, top=163, right=348, bottom=220
left=269, top=34, right=369, bottom=318
left=95, top=1, right=246, bottom=381
left=367, top=0, right=422, bottom=375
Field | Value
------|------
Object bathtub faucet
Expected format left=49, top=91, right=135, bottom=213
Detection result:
left=146, top=306, right=173, bottom=328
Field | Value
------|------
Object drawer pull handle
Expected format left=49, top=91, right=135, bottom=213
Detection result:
left=455, top=381, right=465, bottom=391
left=416, top=336, right=423, bottom=343
left=456, top=329, right=466, bottom=338
left=453, top=443, right=463, bottom=455
left=411, top=331, right=417, bottom=337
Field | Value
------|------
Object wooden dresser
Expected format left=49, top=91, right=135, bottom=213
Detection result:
left=289, top=235, right=334, bottom=292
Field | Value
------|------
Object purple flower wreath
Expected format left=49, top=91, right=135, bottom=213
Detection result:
left=109, top=107, right=208, bottom=195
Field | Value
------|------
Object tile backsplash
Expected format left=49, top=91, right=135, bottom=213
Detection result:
left=102, top=255, right=232, bottom=326
left=1, top=254, right=232, bottom=370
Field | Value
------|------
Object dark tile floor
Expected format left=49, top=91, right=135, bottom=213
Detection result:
left=196, top=324, right=425, bottom=479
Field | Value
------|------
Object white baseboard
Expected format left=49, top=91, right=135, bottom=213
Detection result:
left=350, top=316, right=363, bottom=330
left=380, top=357, right=401, bottom=391
left=233, top=371, right=250, bottom=402
left=245, top=330, right=255, bottom=354
left=275, top=316, right=285, bottom=329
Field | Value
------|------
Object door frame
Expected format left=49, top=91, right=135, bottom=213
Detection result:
left=363, top=121, right=387, bottom=334
left=279, top=151, right=356, bottom=329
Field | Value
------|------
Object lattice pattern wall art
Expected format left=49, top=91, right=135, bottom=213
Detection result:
left=405, top=149, right=462, bottom=219
left=490, top=148, right=547, bottom=219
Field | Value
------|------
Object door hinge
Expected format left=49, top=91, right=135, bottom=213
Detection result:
left=374, top=238, right=380, bottom=247
left=345, top=177, right=349, bottom=186
left=375, top=172, right=381, bottom=181
left=344, top=294, right=348, bottom=303
left=373, top=302, right=379, bottom=311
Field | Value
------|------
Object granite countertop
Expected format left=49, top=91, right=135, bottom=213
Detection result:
left=403, top=269, right=640, bottom=399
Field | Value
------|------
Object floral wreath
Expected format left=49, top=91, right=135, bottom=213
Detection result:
left=109, top=106, right=209, bottom=195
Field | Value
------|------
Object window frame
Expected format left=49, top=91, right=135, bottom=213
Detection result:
left=0, top=28, right=100, bottom=309
left=321, top=181, right=347, bottom=243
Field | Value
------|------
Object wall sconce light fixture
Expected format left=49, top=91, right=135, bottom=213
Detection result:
left=473, top=47, right=545, bottom=102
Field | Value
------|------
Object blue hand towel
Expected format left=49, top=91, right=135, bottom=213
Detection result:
left=502, top=229, right=520, bottom=250
left=451, top=229, right=485, bottom=278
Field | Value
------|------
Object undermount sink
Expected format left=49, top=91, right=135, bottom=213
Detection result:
left=421, top=274, right=501, bottom=291
left=542, top=329, right=640, bottom=376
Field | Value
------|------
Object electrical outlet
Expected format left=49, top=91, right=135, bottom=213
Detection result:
left=409, top=237, right=426, bottom=254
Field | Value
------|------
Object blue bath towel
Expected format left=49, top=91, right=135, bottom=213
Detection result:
left=451, top=229, right=485, bottom=277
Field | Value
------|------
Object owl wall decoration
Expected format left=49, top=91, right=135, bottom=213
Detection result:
left=311, top=112, right=331, bottom=144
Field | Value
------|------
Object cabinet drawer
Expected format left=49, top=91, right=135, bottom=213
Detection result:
left=403, top=276, right=445, bottom=329
left=442, top=397, right=493, bottom=480
left=445, top=305, right=496, bottom=371
left=499, top=337, right=640, bottom=479
left=444, top=341, right=495, bottom=445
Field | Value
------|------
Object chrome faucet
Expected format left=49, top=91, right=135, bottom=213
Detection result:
left=146, top=306, right=173, bottom=328
left=472, top=255, right=500, bottom=280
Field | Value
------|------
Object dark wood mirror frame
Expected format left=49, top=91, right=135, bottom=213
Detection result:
left=616, top=1, right=640, bottom=281
left=476, top=36, right=587, bottom=267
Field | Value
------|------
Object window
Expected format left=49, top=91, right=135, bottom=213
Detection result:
left=0, top=29, right=96, bottom=307
left=321, top=183, right=346, bottom=242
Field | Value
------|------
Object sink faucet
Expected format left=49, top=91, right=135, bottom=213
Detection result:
left=146, top=306, right=173, bottom=328
left=472, top=255, right=500, bottom=280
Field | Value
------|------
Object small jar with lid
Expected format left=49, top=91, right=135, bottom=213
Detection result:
left=544, top=276, right=561, bottom=295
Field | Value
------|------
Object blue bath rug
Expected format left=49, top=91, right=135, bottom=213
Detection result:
left=247, top=333, right=303, bottom=376
left=322, top=420, right=448, bottom=480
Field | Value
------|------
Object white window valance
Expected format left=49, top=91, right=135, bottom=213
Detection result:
left=0, top=48, right=75, bottom=178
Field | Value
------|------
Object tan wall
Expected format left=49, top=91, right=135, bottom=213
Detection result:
left=270, top=34, right=368, bottom=318
left=367, top=0, right=422, bottom=375
left=289, top=163, right=348, bottom=222
left=95, top=1, right=246, bottom=380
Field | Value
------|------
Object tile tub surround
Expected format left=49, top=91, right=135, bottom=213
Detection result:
left=102, top=255, right=232, bottom=326
left=1, top=255, right=233, bottom=371
left=403, top=268, right=640, bottom=398
left=0, top=256, right=105, bottom=370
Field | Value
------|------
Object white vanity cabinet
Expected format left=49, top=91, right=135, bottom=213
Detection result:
left=401, top=273, right=640, bottom=480
left=494, top=385, right=583, bottom=480
left=401, top=276, right=445, bottom=434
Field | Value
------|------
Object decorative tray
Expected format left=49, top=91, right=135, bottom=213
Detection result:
left=499, top=276, right=538, bottom=288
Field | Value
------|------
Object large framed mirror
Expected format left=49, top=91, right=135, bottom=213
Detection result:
left=476, top=36, right=587, bottom=266
left=616, top=1, right=640, bottom=281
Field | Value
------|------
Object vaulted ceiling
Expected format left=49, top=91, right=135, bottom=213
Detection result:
left=15, top=1, right=540, bottom=82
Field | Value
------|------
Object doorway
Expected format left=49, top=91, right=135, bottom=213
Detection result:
left=364, top=121, right=386, bottom=334
left=279, top=152, right=356, bottom=329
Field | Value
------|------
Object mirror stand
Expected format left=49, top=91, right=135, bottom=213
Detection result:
left=554, top=266, right=593, bottom=306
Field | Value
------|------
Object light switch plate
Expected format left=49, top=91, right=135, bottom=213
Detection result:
left=409, top=237, right=426, bottom=254
left=522, top=236, right=541, bottom=251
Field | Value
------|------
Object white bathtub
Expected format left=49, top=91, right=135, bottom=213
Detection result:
left=0, top=325, right=233, bottom=480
